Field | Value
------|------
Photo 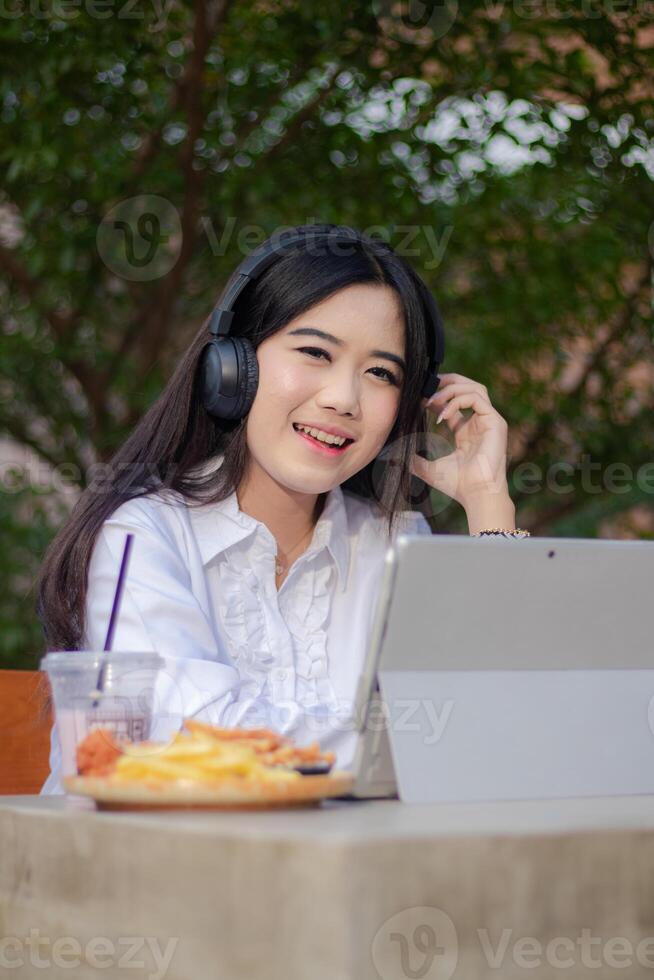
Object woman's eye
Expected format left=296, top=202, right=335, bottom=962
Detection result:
left=370, top=367, right=400, bottom=386
left=297, top=346, right=330, bottom=361
left=297, top=347, right=399, bottom=386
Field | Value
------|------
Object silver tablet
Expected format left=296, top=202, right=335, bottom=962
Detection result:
left=349, top=534, right=654, bottom=803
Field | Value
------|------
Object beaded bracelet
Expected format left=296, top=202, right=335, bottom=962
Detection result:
left=472, top=528, right=531, bottom=538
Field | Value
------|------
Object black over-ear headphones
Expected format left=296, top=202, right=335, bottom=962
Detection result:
left=200, top=228, right=446, bottom=420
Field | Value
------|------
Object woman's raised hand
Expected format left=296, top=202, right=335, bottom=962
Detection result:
left=410, top=372, right=511, bottom=508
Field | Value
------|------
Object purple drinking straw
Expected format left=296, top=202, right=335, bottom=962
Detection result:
left=91, top=533, right=134, bottom=706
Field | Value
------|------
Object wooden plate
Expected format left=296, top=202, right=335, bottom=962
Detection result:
left=63, top=772, right=354, bottom=811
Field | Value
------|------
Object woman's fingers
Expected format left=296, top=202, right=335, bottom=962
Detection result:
left=423, top=377, right=500, bottom=435
left=437, top=391, right=494, bottom=422
left=433, top=373, right=489, bottom=397
left=425, top=380, right=493, bottom=428
left=438, top=395, right=508, bottom=440
left=428, top=381, right=491, bottom=409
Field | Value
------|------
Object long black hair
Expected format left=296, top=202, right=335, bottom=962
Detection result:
left=37, top=223, right=437, bottom=651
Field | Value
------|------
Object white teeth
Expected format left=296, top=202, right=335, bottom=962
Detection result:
left=295, top=424, right=347, bottom=446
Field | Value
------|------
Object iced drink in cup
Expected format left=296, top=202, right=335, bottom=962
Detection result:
left=41, top=651, right=164, bottom=778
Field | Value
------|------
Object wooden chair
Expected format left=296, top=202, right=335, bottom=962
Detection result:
left=0, top=670, right=53, bottom=794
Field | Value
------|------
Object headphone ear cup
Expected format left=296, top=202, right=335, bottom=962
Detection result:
left=200, top=337, right=259, bottom=420
left=232, top=337, right=259, bottom=418
left=200, top=339, right=226, bottom=417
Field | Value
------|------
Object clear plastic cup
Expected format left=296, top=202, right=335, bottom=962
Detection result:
left=41, top=651, right=164, bottom=777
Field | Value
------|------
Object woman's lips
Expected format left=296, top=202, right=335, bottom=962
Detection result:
left=293, top=425, right=353, bottom=457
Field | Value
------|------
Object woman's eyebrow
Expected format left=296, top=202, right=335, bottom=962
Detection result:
left=287, top=327, right=406, bottom=373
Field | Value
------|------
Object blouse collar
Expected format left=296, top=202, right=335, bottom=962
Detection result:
left=185, top=457, right=350, bottom=589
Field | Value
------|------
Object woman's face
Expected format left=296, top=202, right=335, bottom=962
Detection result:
left=245, top=283, right=406, bottom=495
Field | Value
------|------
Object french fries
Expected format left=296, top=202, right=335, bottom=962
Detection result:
left=183, top=719, right=336, bottom=769
left=76, top=720, right=336, bottom=787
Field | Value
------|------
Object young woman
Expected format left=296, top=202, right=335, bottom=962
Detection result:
left=37, top=224, right=525, bottom=792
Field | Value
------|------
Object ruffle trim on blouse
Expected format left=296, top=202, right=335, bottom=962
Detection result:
left=216, top=545, right=339, bottom=708
left=217, top=555, right=273, bottom=699
left=283, top=560, right=336, bottom=707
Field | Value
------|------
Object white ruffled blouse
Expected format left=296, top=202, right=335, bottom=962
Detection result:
left=41, top=467, right=432, bottom=793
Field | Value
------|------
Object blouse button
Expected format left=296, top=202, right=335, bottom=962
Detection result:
left=273, top=668, right=288, bottom=682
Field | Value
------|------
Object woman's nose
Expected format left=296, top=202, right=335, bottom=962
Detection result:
left=315, top=368, right=361, bottom=417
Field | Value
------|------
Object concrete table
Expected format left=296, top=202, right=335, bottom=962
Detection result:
left=2, top=794, right=654, bottom=979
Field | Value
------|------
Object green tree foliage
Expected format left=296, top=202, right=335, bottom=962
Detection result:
left=1, top=1, right=652, bottom=665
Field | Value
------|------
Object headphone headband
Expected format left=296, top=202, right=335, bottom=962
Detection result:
left=207, top=229, right=445, bottom=386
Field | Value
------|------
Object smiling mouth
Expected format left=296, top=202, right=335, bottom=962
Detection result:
left=292, top=423, right=354, bottom=455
